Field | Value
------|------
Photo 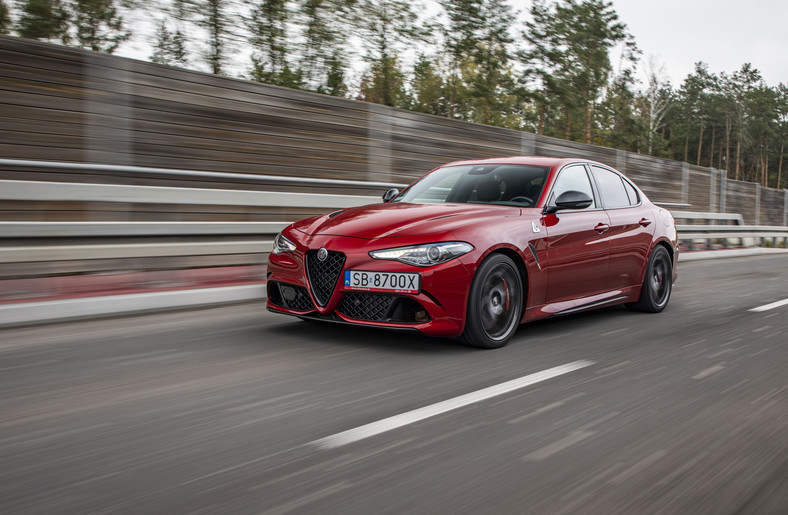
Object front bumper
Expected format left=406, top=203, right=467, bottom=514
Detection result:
left=266, top=233, right=472, bottom=337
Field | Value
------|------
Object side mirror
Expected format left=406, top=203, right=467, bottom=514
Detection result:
left=544, top=190, right=593, bottom=214
left=382, top=188, right=400, bottom=202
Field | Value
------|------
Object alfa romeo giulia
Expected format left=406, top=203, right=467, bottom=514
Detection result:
left=266, top=157, right=678, bottom=348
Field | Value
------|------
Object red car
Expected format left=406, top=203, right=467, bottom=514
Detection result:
left=267, top=157, right=678, bottom=348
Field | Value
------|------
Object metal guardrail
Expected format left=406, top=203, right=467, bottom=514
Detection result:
left=0, top=221, right=288, bottom=238
left=670, top=211, right=744, bottom=225
left=0, top=180, right=379, bottom=208
left=2, top=176, right=787, bottom=268
left=677, top=225, right=788, bottom=247
left=0, top=159, right=409, bottom=189
left=672, top=211, right=788, bottom=249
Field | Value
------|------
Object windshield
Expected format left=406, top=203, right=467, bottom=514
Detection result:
left=394, top=164, right=549, bottom=207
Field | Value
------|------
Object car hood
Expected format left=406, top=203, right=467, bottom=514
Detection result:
left=292, top=202, right=520, bottom=239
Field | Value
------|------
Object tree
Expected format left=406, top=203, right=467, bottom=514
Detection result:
left=440, top=0, right=482, bottom=118
left=675, top=62, right=715, bottom=165
left=728, top=64, right=763, bottom=180
left=352, top=0, right=429, bottom=107
left=1, top=0, right=11, bottom=34
left=71, top=0, right=130, bottom=53
left=150, top=20, right=188, bottom=66
left=641, top=57, right=672, bottom=155
left=321, top=51, right=347, bottom=96
left=746, top=84, right=778, bottom=186
left=521, top=0, right=637, bottom=143
left=440, top=0, right=518, bottom=125
left=202, top=0, right=229, bottom=74
left=357, top=52, right=408, bottom=107
left=598, top=68, right=641, bottom=150
left=410, top=54, right=447, bottom=116
left=521, top=0, right=561, bottom=135
left=246, top=0, right=291, bottom=85
left=16, top=0, right=70, bottom=42
left=464, top=0, right=517, bottom=126
left=776, top=83, right=788, bottom=189
left=176, top=0, right=236, bottom=74
left=299, top=0, right=352, bottom=94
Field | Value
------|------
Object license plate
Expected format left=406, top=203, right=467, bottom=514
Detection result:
left=344, top=270, right=420, bottom=293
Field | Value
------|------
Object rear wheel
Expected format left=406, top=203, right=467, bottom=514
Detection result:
left=628, top=245, right=672, bottom=313
left=460, top=254, right=523, bottom=349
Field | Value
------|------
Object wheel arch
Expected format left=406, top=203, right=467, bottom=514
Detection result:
left=655, top=239, right=675, bottom=265
left=486, top=246, right=529, bottom=313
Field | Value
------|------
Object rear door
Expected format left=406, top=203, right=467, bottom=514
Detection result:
left=589, top=165, right=654, bottom=291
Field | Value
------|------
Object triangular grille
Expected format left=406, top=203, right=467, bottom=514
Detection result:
left=305, top=250, right=345, bottom=306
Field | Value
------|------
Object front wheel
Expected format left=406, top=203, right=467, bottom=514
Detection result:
left=460, top=254, right=523, bottom=349
left=628, top=245, right=672, bottom=313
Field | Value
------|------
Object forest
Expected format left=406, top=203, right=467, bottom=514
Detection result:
left=2, top=0, right=786, bottom=189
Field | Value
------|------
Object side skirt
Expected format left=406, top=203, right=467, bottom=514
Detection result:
left=524, top=287, right=638, bottom=321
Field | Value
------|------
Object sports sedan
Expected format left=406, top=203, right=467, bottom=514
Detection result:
left=266, top=157, right=678, bottom=348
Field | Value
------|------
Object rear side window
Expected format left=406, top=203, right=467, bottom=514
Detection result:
left=622, top=178, right=640, bottom=205
left=591, top=166, right=631, bottom=209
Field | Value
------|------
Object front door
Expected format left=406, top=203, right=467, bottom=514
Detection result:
left=541, top=164, right=611, bottom=304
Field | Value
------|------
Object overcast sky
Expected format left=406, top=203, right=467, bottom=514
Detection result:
left=609, top=0, right=788, bottom=87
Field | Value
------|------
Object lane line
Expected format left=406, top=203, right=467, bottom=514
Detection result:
left=311, top=360, right=594, bottom=450
left=749, top=298, right=788, bottom=312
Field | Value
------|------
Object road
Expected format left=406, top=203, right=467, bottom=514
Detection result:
left=2, top=254, right=788, bottom=514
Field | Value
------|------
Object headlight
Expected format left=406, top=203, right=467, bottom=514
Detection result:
left=272, top=232, right=296, bottom=255
left=369, top=242, right=473, bottom=267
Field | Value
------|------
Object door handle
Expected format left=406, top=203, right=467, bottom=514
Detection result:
left=638, top=218, right=652, bottom=227
left=594, top=223, right=609, bottom=234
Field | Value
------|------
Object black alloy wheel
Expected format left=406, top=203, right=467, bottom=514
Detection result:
left=461, top=254, right=523, bottom=349
left=629, top=245, right=672, bottom=313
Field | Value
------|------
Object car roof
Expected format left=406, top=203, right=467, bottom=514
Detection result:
left=441, top=156, right=606, bottom=169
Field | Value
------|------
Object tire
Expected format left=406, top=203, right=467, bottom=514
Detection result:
left=460, top=254, right=523, bottom=349
left=628, top=245, right=672, bottom=313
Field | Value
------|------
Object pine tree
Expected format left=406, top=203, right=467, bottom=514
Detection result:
left=352, top=0, right=430, bottom=107
left=299, top=0, right=352, bottom=94
left=321, top=51, right=347, bottom=97
left=202, top=0, right=227, bottom=74
left=776, top=83, right=788, bottom=189
left=410, top=54, right=446, bottom=116
left=440, top=0, right=483, bottom=119
left=358, top=53, right=408, bottom=107
left=246, top=0, right=290, bottom=84
left=521, top=0, right=636, bottom=143
left=521, top=0, right=562, bottom=135
left=72, top=0, right=130, bottom=53
left=150, top=20, right=188, bottom=66
left=463, top=0, right=517, bottom=126
left=0, top=0, right=11, bottom=34
left=16, top=0, right=70, bottom=42
left=176, top=0, right=235, bottom=74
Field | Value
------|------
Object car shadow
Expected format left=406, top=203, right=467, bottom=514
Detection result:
left=263, top=318, right=473, bottom=355
left=261, top=305, right=637, bottom=356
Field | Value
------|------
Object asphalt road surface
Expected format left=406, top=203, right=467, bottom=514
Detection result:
left=2, top=254, right=788, bottom=514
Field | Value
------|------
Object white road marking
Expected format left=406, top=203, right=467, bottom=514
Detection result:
left=311, top=360, right=594, bottom=450
left=750, top=298, right=788, bottom=312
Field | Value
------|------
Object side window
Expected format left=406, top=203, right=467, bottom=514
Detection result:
left=549, top=165, right=596, bottom=210
left=622, top=178, right=640, bottom=205
left=591, top=166, right=630, bottom=209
